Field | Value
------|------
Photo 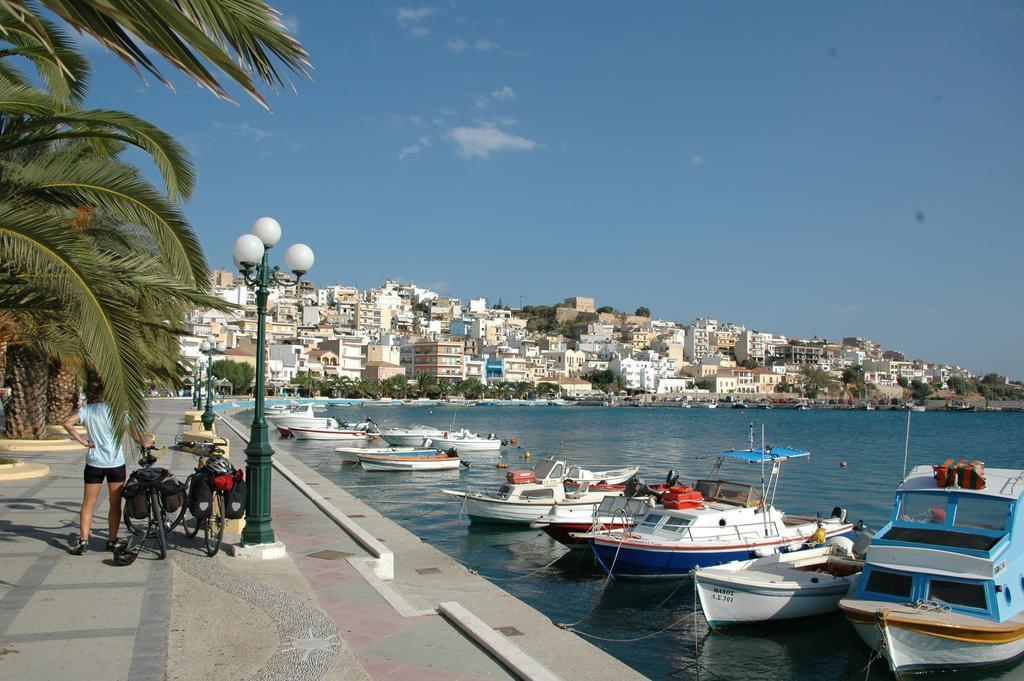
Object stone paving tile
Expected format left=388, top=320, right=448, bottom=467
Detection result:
left=358, top=617, right=515, bottom=680
left=0, top=633, right=135, bottom=679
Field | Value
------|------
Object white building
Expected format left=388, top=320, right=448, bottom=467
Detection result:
left=684, top=317, right=718, bottom=363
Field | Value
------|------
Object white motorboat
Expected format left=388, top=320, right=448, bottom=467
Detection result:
left=442, top=459, right=637, bottom=524
left=334, top=445, right=439, bottom=463
left=586, top=430, right=854, bottom=577
left=267, top=403, right=335, bottom=434
left=357, top=450, right=463, bottom=471
left=426, top=428, right=503, bottom=452
left=289, top=420, right=379, bottom=441
left=533, top=495, right=655, bottom=547
left=380, top=424, right=447, bottom=447
left=840, top=462, right=1024, bottom=676
left=695, top=540, right=863, bottom=628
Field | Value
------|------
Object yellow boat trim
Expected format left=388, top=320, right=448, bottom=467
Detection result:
left=841, top=604, right=1024, bottom=645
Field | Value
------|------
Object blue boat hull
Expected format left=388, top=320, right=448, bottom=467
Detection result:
left=589, top=531, right=855, bottom=578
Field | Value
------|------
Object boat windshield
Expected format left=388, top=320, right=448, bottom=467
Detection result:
left=898, top=492, right=1011, bottom=532
left=694, top=480, right=762, bottom=507
left=533, top=460, right=562, bottom=480
left=954, top=496, right=1012, bottom=531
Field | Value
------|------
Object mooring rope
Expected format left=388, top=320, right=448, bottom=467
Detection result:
left=556, top=532, right=625, bottom=629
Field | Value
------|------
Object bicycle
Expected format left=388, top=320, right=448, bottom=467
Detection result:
left=181, top=441, right=233, bottom=557
left=120, top=445, right=187, bottom=561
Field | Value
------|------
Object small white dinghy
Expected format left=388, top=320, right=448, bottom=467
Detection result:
left=357, top=450, right=463, bottom=472
left=695, top=538, right=862, bottom=628
left=334, top=445, right=439, bottom=464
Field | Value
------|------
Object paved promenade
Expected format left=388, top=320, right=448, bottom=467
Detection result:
left=0, top=399, right=646, bottom=681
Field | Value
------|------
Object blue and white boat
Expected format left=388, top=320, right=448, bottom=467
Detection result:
left=840, top=463, right=1024, bottom=676
left=586, top=432, right=854, bottom=578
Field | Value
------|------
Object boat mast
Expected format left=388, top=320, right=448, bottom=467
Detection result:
left=759, top=423, right=769, bottom=537
left=901, top=408, right=912, bottom=481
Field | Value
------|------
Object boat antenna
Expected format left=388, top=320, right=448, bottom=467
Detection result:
left=901, top=408, right=912, bottom=481
left=760, top=423, right=769, bottom=537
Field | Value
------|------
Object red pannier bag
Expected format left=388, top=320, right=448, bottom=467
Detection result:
left=506, top=470, right=536, bottom=484
left=933, top=459, right=961, bottom=488
left=212, top=472, right=235, bottom=493
left=957, top=460, right=986, bottom=490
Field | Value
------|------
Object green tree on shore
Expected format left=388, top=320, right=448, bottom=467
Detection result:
left=211, top=360, right=255, bottom=394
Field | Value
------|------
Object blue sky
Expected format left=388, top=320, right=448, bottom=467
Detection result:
left=77, top=3, right=1023, bottom=377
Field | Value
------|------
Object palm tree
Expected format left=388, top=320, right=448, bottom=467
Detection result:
left=457, top=377, right=484, bottom=400
left=0, top=0, right=310, bottom=109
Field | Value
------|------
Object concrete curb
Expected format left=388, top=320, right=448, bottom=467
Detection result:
left=0, top=438, right=81, bottom=453
left=218, top=413, right=394, bottom=581
left=439, top=602, right=563, bottom=681
left=0, top=460, right=50, bottom=480
left=272, top=460, right=395, bottom=581
left=218, top=408, right=568, bottom=681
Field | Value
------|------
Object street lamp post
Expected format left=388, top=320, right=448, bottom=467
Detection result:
left=192, top=360, right=203, bottom=410
left=201, top=334, right=226, bottom=431
left=233, top=217, right=314, bottom=548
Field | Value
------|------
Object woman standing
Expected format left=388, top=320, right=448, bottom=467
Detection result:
left=62, top=375, right=148, bottom=555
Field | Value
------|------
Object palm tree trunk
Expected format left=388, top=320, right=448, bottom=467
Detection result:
left=47, top=361, right=79, bottom=425
left=5, top=345, right=48, bottom=439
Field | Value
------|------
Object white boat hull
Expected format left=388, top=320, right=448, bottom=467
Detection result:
left=381, top=430, right=445, bottom=446
left=289, top=427, right=367, bottom=441
left=358, top=456, right=461, bottom=472
left=430, top=438, right=502, bottom=452
left=334, top=446, right=435, bottom=463
left=849, top=620, right=1024, bottom=675
left=267, top=415, right=336, bottom=430
left=696, top=572, right=853, bottom=627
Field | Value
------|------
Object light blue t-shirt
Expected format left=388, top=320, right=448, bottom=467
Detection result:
left=79, top=402, right=126, bottom=468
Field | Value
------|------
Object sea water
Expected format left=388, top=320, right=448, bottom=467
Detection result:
left=266, top=405, right=1024, bottom=680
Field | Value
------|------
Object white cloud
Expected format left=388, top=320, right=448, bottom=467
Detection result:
left=397, top=6, right=436, bottom=36
left=474, top=94, right=491, bottom=110
left=444, top=38, right=497, bottom=53
left=279, top=14, right=299, bottom=35
left=690, top=153, right=706, bottom=166
left=399, top=136, right=432, bottom=161
left=449, top=125, right=538, bottom=159
left=212, top=121, right=277, bottom=142
left=491, top=86, right=516, bottom=101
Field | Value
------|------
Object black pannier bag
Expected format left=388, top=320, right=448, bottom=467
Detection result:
left=188, top=472, right=213, bottom=519
left=224, top=470, right=247, bottom=519
left=122, top=478, right=149, bottom=519
left=159, top=471, right=186, bottom=513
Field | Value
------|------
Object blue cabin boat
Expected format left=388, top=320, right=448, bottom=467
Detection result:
left=840, top=463, right=1024, bottom=676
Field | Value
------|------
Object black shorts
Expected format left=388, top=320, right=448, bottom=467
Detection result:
left=84, top=464, right=127, bottom=484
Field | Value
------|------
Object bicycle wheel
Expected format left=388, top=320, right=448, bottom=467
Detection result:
left=183, top=474, right=201, bottom=539
left=151, top=491, right=167, bottom=559
left=203, top=490, right=224, bottom=557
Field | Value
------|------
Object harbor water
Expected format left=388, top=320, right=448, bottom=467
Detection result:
left=261, top=405, right=1024, bottom=680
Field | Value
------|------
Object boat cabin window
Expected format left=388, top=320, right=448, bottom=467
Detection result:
left=953, top=496, right=1011, bottom=532
left=497, top=485, right=512, bottom=499
left=655, top=516, right=692, bottom=537
left=928, top=579, right=987, bottom=610
left=898, top=492, right=948, bottom=525
left=864, top=569, right=913, bottom=598
left=520, top=488, right=555, bottom=500
left=635, top=513, right=664, bottom=531
left=883, top=527, right=1001, bottom=551
left=534, top=460, right=558, bottom=480
left=694, top=480, right=761, bottom=507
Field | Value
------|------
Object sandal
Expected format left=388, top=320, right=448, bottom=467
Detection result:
left=105, top=539, right=122, bottom=552
left=67, top=538, right=88, bottom=555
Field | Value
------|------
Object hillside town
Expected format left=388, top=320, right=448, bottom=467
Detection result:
left=184, top=270, right=1015, bottom=404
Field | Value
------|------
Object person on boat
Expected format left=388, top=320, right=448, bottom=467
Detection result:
left=62, top=374, right=153, bottom=555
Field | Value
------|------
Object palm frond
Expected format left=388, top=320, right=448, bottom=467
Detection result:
left=1, top=0, right=310, bottom=109
left=3, top=151, right=206, bottom=285
left=0, top=5, right=90, bottom=103
left=0, top=80, right=195, bottom=200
